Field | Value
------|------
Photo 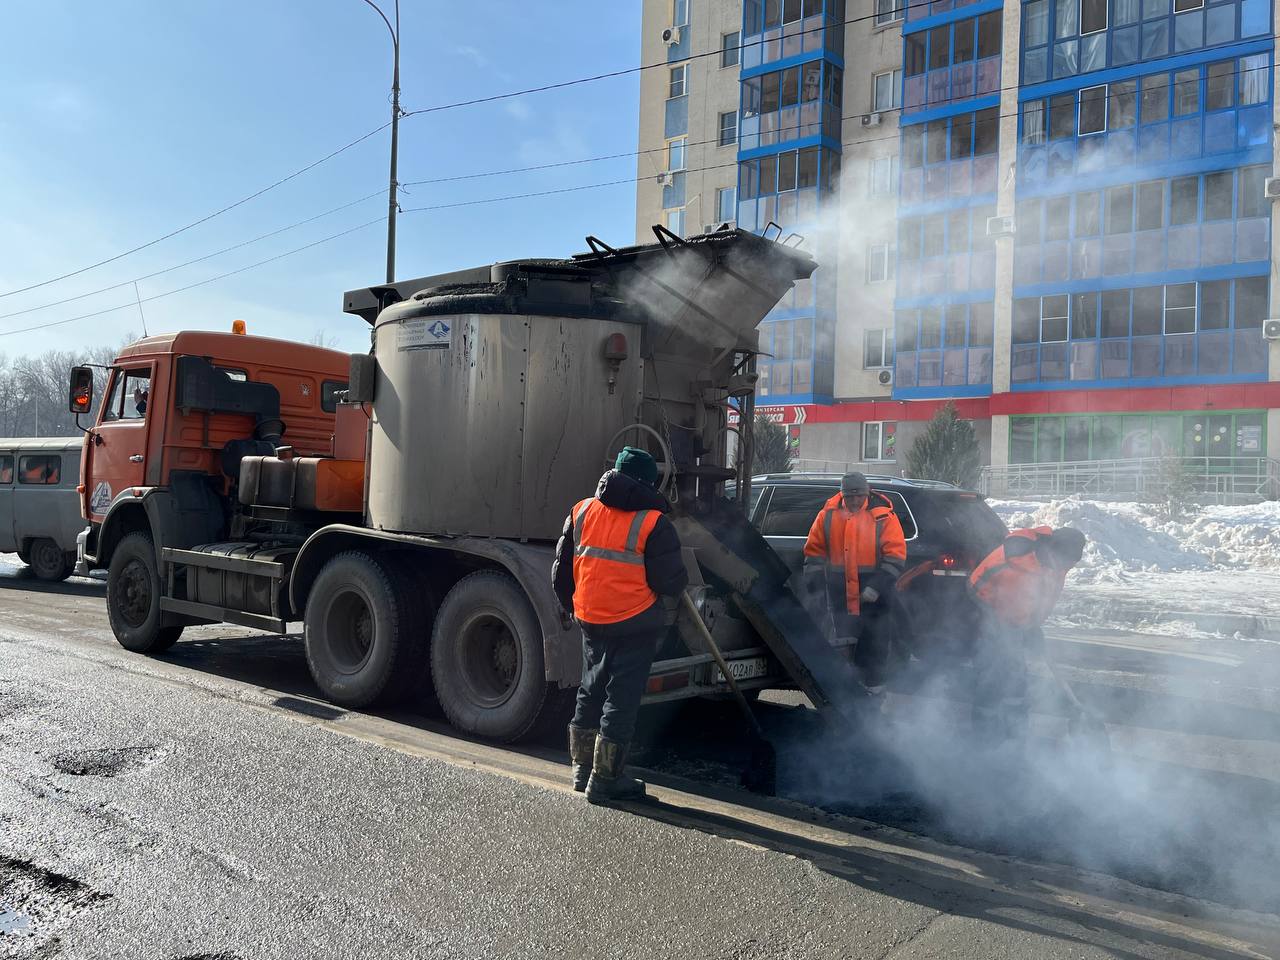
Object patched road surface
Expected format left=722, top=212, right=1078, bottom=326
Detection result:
left=1, top=564, right=1278, bottom=959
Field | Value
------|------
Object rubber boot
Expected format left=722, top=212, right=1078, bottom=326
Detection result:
left=568, top=724, right=597, bottom=793
left=585, top=734, right=646, bottom=805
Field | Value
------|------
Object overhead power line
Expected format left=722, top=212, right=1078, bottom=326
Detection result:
left=0, top=218, right=385, bottom=339
left=0, top=122, right=391, bottom=301
left=0, top=190, right=385, bottom=323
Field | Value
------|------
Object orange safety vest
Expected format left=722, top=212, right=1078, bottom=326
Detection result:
left=570, top=498, right=662, bottom=626
left=803, top=492, right=907, bottom=615
left=969, top=526, right=1066, bottom=628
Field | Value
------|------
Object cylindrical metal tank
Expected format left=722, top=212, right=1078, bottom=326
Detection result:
left=367, top=272, right=644, bottom=541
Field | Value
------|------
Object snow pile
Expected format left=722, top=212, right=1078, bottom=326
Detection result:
left=988, top=497, right=1280, bottom=583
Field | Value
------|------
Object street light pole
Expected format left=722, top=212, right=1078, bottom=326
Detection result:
left=361, top=0, right=401, bottom=284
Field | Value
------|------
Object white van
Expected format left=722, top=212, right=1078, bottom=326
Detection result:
left=0, top=437, right=84, bottom=581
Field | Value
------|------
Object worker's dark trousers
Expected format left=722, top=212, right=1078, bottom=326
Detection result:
left=572, top=603, right=664, bottom=745
left=972, top=612, right=1033, bottom=707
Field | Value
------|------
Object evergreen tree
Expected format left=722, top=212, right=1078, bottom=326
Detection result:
left=904, top=401, right=981, bottom=488
left=747, top=414, right=793, bottom=474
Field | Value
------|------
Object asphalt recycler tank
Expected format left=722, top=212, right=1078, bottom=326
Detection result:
left=346, top=229, right=817, bottom=543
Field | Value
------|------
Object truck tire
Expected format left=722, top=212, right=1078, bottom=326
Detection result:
left=303, top=551, right=425, bottom=709
left=431, top=570, right=553, bottom=742
left=28, top=538, right=72, bottom=582
left=107, top=532, right=183, bottom=653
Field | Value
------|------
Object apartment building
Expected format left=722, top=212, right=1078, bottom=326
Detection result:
left=636, top=0, right=1280, bottom=481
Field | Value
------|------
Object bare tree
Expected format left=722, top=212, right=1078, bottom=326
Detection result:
left=0, top=337, right=135, bottom=437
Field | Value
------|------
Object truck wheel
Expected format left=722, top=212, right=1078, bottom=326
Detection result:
left=431, top=570, right=553, bottom=742
left=29, top=538, right=72, bottom=582
left=303, top=551, right=424, bottom=709
left=107, top=532, right=183, bottom=653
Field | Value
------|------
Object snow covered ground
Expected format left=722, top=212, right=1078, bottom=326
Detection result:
left=988, top=497, right=1280, bottom=632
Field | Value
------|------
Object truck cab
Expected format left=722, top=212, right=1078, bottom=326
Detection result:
left=76, top=328, right=350, bottom=590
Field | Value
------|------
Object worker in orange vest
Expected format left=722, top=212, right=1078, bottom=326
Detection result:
left=803, top=472, right=907, bottom=688
left=968, top=525, right=1093, bottom=736
left=552, top=447, right=688, bottom=804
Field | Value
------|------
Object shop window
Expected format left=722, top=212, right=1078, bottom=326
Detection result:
left=863, top=421, right=897, bottom=461
left=1011, top=418, right=1036, bottom=463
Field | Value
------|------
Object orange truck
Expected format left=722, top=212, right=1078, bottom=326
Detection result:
left=70, top=229, right=870, bottom=743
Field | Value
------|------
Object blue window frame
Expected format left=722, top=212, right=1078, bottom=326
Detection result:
left=1009, top=275, right=1267, bottom=383
left=1013, top=164, right=1269, bottom=284
left=894, top=301, right=995, bottom=388
left=1018, top=56, right=1273, bottom=185
left=903, top=12, right=1002, bottom=109
left=742, top=0, right=846, bottom=70
left=897, top=203, right=998, bottom=295
left=900, top=107, right=1000, bottom=202
left=1021, top=0, right=1271, bottom=81
left=737, top=146, right=840, bottom=232
left=740, top=59, right=843, bottom=149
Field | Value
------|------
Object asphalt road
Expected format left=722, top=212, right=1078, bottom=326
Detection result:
left=1, top=561, right=1278, bottom=959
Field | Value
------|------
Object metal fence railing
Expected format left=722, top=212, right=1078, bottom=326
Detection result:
left=979, top=456, right=1280, bottom=504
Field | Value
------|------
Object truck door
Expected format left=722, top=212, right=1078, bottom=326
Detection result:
left=86, top=365, right=155, bottom=522
left=0, top=453, right=14, bottom=552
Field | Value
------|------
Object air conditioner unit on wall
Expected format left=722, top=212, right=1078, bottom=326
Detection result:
left=878, top=369, right=894, bottom=386
left=656, top=172, right=674, bottom=187
left=1264, top=318, right=1280, bottom=340
left=1264, top=178, right=1280, bottom=200
left=862, top=113, right=882, bottom=127
left=662, top=26, right=681, bottom=45
left=986, top=215, right=1015, bottom=238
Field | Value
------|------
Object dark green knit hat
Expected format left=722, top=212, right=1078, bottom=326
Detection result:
left=615, top=446, right=658, bottom=488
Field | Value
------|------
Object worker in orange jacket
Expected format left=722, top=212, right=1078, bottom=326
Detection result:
left=802, top=472, right=907, bottom=687
left=552, top=447, right=688, bottom=805
left=968, top=525, right=1094, bottom=736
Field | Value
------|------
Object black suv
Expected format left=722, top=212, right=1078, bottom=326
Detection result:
left=742, top=473, right=1009, bottom=656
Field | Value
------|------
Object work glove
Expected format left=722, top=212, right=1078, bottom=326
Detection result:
left=860, top=585, right=880, bottom=605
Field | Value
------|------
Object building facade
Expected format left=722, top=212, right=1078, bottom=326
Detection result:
left=636, top=0, right=1280, bottom=484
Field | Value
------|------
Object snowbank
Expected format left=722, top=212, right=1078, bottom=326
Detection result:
left=989, top=497, right=1280, bottom=583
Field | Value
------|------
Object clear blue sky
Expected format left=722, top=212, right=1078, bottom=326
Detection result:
left=0, top=1, right=642, bottom=357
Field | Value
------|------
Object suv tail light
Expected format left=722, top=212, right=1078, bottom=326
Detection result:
left=931, top=553, right=969, bottom=577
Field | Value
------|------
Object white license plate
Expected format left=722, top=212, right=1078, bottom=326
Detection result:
left=712, top=657, right=770, bottom=684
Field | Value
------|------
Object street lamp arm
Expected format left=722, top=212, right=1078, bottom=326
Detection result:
left=359, top=0, right=398, bottom=47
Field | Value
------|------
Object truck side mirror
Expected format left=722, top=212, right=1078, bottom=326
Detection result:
left=69, top=366, right=94, bottom=415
